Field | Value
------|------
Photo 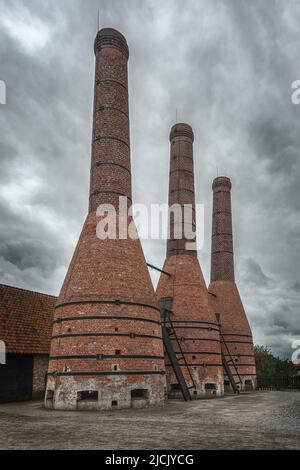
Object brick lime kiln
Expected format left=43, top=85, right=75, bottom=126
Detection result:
left=45, top=28, right=166, bottom=410
left=208, top=177, right=256, bottom=391
left=156, top=124, right=224, bottom=399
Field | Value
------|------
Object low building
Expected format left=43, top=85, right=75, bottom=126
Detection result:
left=0, top=284, right=56, bottom=403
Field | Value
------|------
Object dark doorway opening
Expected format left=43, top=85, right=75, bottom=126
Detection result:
left=244, top=379, right=254, bottom=391
left=0, top=353, right=33, bottom=403
left=170, top=383, right=181, bottom=391
left=205, top=383, right=217, bottom=396
left=224, top=379, right=231, bottom=392
left=131, top=389, right=149, bottom=399
left=77, top=391, right=98, bottom=402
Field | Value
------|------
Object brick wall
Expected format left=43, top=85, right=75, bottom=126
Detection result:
left=32, top=355, right=48, bottom=399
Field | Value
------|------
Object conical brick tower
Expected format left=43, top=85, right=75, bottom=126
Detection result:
left=208, top=177, right=256, bottom=391
left=45, top=28, right=166, bottom=410
left=156, top=124, right=224, bottom=398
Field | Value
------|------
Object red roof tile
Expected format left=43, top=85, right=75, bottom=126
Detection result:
left=0, top=284, right=57, bottom=354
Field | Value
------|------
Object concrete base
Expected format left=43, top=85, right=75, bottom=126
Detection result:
left=168, top=377, right=224, bottom=400
left=45, top=375, right=166, bottom=411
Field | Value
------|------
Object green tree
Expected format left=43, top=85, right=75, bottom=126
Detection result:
left=254, top=345, right=296, bottom=378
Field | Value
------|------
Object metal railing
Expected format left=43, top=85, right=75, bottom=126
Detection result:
left=257, top=375, right=300, bottom=390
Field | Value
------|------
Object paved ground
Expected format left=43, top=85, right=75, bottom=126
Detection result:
left=0, top=391, right=299, bottom=450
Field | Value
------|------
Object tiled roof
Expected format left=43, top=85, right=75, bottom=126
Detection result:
left=0, top=284, right=57, bottom=354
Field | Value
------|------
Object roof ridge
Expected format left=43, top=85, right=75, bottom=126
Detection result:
left=0, top=282, right=58, bottom=299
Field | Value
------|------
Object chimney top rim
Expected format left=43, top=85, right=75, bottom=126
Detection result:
left=169, top=123, right=194, bottom=142
left=212, top=176, right=232, bottom=190
left=94, top=27, right=129, bottom=58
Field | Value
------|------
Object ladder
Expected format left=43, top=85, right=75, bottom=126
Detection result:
left=162, top=325, right=192, bottom=401
left=220, top=331, right=243, bottom=394
left=159, top=298, right=195, bottom=401
left=208, top=293, right=243, bottom=394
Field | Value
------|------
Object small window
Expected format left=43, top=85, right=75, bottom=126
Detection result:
left=112, top=400, right=118, bottom=407
left=115, top=327, right=118, bottom=332
left=131, top=389, right=149, bottom=399
left=112, top=364, right=119, bottom=371
left=215, top=313, right=221, bottom=322
left=244, top=379, right=254, bottom=391
left=171, top=383, right=181, bottom=391
left=205, top=383, right=216, bottom=390
left=193, top=390, right=197, bottom=396
left=115, top=350, right=121, bottom=355
left=192, top=355, right=196, bottom=360
left=77, top=391, right=98, bottom=401
left=46, top=390, right=54, bottom=400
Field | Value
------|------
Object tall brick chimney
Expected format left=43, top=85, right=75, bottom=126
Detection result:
left=45, top=28, right=166, bottom=410
left=156, top=124, right=224, bottom=398
left=209, top=177, right=256, bottom=391
left=166, top=124, right=197, bottom=258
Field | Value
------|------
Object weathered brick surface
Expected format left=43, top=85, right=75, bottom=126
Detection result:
left=89, top=28, right=131, bottom=213
left=167, top=124, right=197, bottom=257
left=46, top=28, right=165, bottom=410
left=32, top=355, right=48, bottom=399
left=157, top=124, right=224, bottom=398
left=209, top=177, right=256, bottom=390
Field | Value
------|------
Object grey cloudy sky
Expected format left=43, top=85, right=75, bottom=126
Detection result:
left=0, top=0, right=299, bottom=358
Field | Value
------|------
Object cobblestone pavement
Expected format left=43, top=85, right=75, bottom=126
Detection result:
left=0, top=391, right=299, bottom=449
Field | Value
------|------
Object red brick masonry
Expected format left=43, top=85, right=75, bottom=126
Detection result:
left=209, top=177, right=257, bottom=390
left=32, top=355, right=49, bottom=399
left=45, top=28, right=165, bottom=410
left=156, top=124, right=224, bottom=398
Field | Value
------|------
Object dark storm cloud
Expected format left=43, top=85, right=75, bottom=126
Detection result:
left=292, top=281, right=300, bottom=292
left=0, top=141, right=16, bottom=180
left=240, top=258, right=273, bottom=287
left=249, top=118, right=299, bottom=175
left=0, top=240, right=57, bottom=272
left=0, top=0, right=299, bottom=357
